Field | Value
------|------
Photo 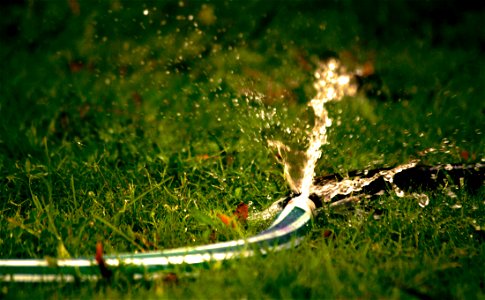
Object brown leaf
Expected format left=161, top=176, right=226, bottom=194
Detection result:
left=163, top=272, right=179, bottom=284
left=323, top=230, right=334, bottom=239
left=95, top=241, right=112, bottom=279
left=233, top=202, right=248, bottom=222
left=68, top=0, right=80, bottom=15
left=218, top=202, right=249, bottom=228
left=361, top=61, right=375, bottom=77
left=69, top=60, right=84, bottom=73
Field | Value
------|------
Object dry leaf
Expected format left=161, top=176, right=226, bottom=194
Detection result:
left=233, top=202, right=248, bottom=222
left=217, top=213, right=236, bottom=228
left=95, top=241, right=112, bottom=279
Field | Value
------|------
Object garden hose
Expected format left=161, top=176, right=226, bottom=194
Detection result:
left=0, top=162, right=482, bottom=282
left=0, top=196, right=316, bottom=282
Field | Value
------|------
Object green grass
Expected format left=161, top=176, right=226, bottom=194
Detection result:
left=1, top=0, right=484, bottom=299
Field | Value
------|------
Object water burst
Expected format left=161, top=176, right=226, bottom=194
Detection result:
left=271, top=58, right=357, bottom=198
left=262, top=58, right=483, bottom=216
left=300, top=59, right=357, bottom=199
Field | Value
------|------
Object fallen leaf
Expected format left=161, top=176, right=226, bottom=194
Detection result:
left=217, top=213, right=236, bottom=228
left=68, top=0, right=80, bottom=15
left=69, top=60, right=84, bottom=73
left=196, top=154, right=211, bottom=161
left=163, top=272, right=179, bottom=284
left=95, top=241, right=112, bottom=279
left=217, top=202, right=249, bottom=228
left=361, top=61, right=375, bottom=77
left=233, top=202, right=248, bottom=222
left=323, top=230, right=333, bottom=238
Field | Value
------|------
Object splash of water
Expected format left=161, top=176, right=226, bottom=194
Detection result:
left=271, top=59, right=357, bottom=199
left=300, top=59, right=357, bottom=199
left=251, top=59, right=485, bottom=221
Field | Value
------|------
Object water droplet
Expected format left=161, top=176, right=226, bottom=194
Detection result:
left=414, top=193, right=430, bottom=207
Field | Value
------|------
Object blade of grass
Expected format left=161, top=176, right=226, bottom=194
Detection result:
left=93, top=215, right=145, bottom=252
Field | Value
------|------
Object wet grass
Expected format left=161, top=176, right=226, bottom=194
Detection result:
left=1, top=1, right=484, bottom=299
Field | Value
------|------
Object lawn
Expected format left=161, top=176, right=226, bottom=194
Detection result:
left=1, top=0, right=484, bottom=299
